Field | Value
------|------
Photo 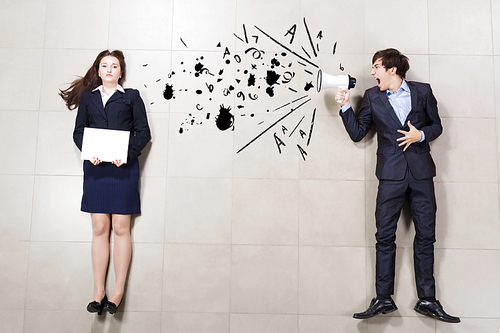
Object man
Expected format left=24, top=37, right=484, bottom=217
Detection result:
left=336, top=48, right=460, bottom=323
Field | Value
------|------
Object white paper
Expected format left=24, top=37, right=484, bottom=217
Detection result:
left=81, top=128, right=130, bottom=164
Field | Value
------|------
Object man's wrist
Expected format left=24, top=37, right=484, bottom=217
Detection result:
left=419, top=130, right=425, bottom=142
left=341, top=103, right=351, bottom=113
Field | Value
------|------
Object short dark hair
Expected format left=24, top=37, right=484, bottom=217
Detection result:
left=372, top=48, right=410, bottom=79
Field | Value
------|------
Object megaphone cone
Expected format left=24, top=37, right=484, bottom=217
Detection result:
left=316, top=70, right=356, bottom=92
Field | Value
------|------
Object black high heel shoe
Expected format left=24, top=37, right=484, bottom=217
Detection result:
left=103, top=299, right=121, bottom=315
left=87, top=295, right=107, bottom=315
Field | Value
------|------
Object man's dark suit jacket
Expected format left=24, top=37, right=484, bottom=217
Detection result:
left=339, top=81, right=442, bottom=180
left=73, top=88, right=151, bottom=159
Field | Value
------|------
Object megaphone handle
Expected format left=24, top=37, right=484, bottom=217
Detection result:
left=336, top=86, right=348, bottom=103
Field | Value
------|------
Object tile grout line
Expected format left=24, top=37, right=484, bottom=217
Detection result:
left=365, top=32, right=370, bottom=314
left=490, top=0, right=500, bottom=188
left=427, top=4, right=435, bottom=331
left=228, top=5, right=241, bottom=330
left=22, top=0, right=50, bottom=330
left=159, top=0, right=176, bottom=329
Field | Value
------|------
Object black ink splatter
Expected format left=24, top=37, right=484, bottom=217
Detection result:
left=194, top=62, right=205, bottom=77
left=266, top=70, right=280, bottom=86
left=163, top=83, right=174, bottom=100
left=166, top=19, right=329, bottom=161
left=266, top=86, right=275, bottom=97
left=247, top=73, right=256, bottom=86
left=215, top=104, right=234, bottom=131
left=265, top=70, right=281, bottom=97
left=270, top=58, right=280, bottom=68
left=179, top=114, right=200, bottom=134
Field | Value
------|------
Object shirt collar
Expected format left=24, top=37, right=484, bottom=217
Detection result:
left=400, top=80, right=409, bottom=92
left=387, top=80, right=409, bottom=96
left=92, top=84, right=125, bottom=94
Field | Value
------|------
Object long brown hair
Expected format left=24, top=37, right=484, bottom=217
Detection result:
left=59, top=50, right=126, bottom=110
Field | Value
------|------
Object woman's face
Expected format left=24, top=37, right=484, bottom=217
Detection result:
left=98, top=55, right=122, bottom=85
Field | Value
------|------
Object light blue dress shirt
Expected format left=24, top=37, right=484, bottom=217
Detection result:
left=386, top=80, right=411, bottom=125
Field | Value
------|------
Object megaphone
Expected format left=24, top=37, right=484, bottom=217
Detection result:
left=316, top=69, right=356, bottom=102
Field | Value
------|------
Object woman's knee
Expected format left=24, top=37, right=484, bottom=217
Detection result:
left=93, top=224, right=109, bottom=238
left=92, top=215, right=110, bottom=237
left=112, top=216, right=131, bottom=237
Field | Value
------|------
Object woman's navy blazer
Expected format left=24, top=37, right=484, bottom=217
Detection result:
left=73, top=88, right=151, bottom=159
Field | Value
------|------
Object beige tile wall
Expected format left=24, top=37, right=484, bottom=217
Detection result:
left=1, top=0, right=499, bottom=332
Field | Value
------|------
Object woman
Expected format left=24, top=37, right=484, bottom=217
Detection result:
left=60, top=50, right=151, bottom=315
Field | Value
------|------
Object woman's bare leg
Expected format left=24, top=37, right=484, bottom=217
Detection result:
left=109, top=214, right=132, bottom=305
left=90, top=213, right=111, bottom=302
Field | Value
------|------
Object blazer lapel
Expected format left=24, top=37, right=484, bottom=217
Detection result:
left=89, top=90, right=107, bottom=120
left=407, top=82, right=418, bottom=122
left=106, top=89, right=124, bottom=105
left=378, top=89, right=402, bottom=128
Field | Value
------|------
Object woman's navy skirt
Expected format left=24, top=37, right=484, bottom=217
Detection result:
left=81, top=156, right=140, bottom=215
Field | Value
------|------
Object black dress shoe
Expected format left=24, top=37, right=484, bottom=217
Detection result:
left=103, top=300, right=121, bottom=315
left=87, top=295, right=107, bottom=315
left=353, top=297, right=398, bottom=319
left=414, top=299, right=460, bottom=323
